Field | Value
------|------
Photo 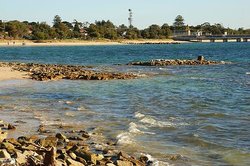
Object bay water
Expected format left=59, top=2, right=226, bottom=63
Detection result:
left=0, top=43, right=249, bottom=165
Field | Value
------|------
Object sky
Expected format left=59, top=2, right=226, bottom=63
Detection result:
left=1, top=0, right=250, bottom=29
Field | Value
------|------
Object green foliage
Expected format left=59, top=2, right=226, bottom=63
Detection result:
left=1, top=15, right=249, bottom=40
left=173, top=15, right=185, bottom=30
left=5, top=21, right=29, bottom=39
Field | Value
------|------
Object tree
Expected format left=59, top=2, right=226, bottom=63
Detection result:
left=5, top=21, right=29, bottom=39
left=117, top=24, right=128, bottom=38
left=52, top=15, right=72, bottom=39
left=53, top=15, right=62, bottom=28
left=161, top=23, right=172, bottom=38
left=173, top=15, right=185, bottom=30
left=148, top=24, right=161, bottom=39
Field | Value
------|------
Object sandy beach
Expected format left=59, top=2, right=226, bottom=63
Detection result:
left=0, top=67, right=28, bottom=80
left=0, top=39, right=185, bottom=47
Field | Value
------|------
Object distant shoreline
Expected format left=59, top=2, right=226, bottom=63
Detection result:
left=0, top=39, right=188, bottom=47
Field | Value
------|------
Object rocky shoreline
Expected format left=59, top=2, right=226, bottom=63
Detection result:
left=127, top=56, right=228, bottom=66
left=0, top=120, right=150, bottom=166
left=0, top=56, right=229, bottom=81
left=0, top=62, right=141, bottom=81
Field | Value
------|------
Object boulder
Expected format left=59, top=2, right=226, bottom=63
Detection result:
left=15, top=151, right=27, bottom=165
left=197, top=55, right=205, bottom=61
left=66, top=158, right=85, bottom=166
left=0, top=149, right=11, bottom=158
left=38, top=136, right=58, bottom=148
left=0, top=131, right=7, bottom=142
left=116, top=160, right=133, bottom=166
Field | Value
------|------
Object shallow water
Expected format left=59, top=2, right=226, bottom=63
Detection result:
left=0, top=43, right=250, bottom=165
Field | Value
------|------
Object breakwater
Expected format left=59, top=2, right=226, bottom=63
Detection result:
left=0, top=62, right=141, bottom=81
left=128, top=56, right=227, bottom=66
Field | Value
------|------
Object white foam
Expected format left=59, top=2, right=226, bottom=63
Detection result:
left=116, top=132, right=134, bottom=145
left=140, top=117, right=176, bottom=128
left=140, top=153, right=170, bottom=166
left=65, top=112, right=75, bottom=117
left=77, top=106, right=87, bottom=111
left=246, top=72, right=250, bottom=75
left=128, top=122, right=143, bottom=134
left=66, top=101, right=73, bottom=105
left=135, top=112, right=145, bottom=118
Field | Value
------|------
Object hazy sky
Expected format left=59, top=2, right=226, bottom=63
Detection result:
left=1, top=0, right=249, bottom=29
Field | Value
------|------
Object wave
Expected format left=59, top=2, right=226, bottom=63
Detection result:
left=246, top=72, right=250, bottom=75
left=138, top=115, right=188, bottom=128
left=140, top=153, right=170, bottom=166
left=116, top=132, right=134, bottom=145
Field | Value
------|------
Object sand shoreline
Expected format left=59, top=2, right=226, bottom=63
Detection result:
left=0, top=39, right=187, bottom=47
left=0, top=67, right=28, bottom=81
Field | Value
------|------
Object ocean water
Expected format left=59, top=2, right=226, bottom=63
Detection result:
left=0, top=43, right=250, bottom=165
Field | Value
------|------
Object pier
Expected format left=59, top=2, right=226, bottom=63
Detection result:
left=173, top=35, right=250, bottom=42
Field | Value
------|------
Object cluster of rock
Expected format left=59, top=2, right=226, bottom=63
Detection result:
left=128, top=56, right=227, bottom=66
left=0, top=62, right=140, bottom=81
left=125, top=42, right=180, bottom=45
left=0, top=120, right=150, bottom=166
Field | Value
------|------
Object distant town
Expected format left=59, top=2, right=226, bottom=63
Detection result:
left=1, top=14, right=250, bottom=41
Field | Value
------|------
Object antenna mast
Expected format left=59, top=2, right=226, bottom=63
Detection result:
left=128, top=9, right=133, bottom=28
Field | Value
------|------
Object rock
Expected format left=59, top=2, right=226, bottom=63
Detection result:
left=106, top=163, right=116, bottom=166
left=66, top=158, right=85, bottom=166
left=118, top=151, right=130, bottom=160
left=17, top=136, right=28, bottom=144
left=55, top=159, right=67, bottom=166
left=128, top=56, right=226, bottom=66
left=37, top=124, right=45, bottom=132
left=76, top=156, right=87, bottom=165
left=15, top=151, right=27, bottom=165
left=7, top=124, right=16, bottom=130
left=0, top=131, right=7, bottom=142
left=68, top=136, right=84, bottom=141
left=68, top=152, right=77, bottom=160
left=0, top=149, right=11, bottom=158
left=197, top=55, right=205, bottom=61
left=116, top=160, right=133, bottom=166
left=139, top=155, right=149, bottom=164
left=81, top=132, right=90, bottom=139
left=5, top=138, right=22, bottom=146
left=0, top=158, right=16, bottom=166
left=56, top=133, right=68, bottom=141
left=74, top=151, right=103, bottom=165
left=1, top=142, right=15, bottom=151
left=44, top=147, right=57, bottom=166
left=38, top=136, right=58, bottom=148
left=22, top=144, right=38, bottom=151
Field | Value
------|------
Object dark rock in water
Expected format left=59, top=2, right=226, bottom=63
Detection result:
left=7, top=124, right=16, bottom=130
left=197, top=55, right=205, bottom=61
left=128, top=56, right=228, bottom=66
left=37, top=125, right=45, bottom=133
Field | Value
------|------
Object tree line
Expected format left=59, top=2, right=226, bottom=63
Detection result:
left=0, top=15, right=249, bottom=40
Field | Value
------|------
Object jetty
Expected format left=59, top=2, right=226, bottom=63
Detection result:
left=173, top=35, right=250, bottom=43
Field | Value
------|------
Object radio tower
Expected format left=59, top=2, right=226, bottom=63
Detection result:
left=128, top=9, right=133, bottom=28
